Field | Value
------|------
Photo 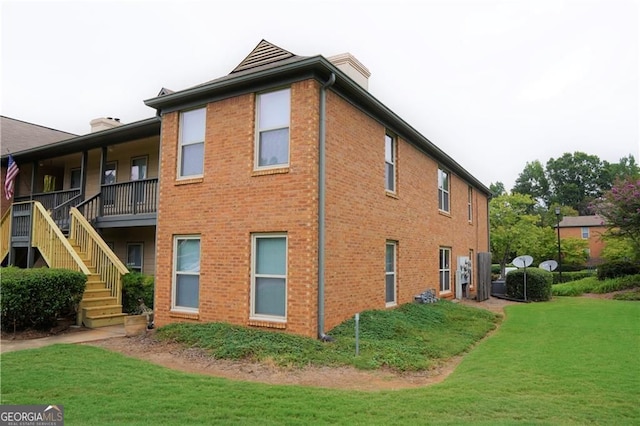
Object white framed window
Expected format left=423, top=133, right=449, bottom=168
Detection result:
left=172, top=236, right=200, bottom=312
left=581, top=227, right=589, bottom=239
left=255, top=88, right=290, bottom=169
left=385, top=133, right=396, bottom=192
left=438, top=168, right=450, bottom=213
left=439, top=247, right=451, bottom=294
left=251, top=233, right=287, bottom=320
left=385, top=241, right=397, bottom=306
left=468, top=186, right=473, bottom=222
left=178, top=108, right=206, bottom=178
left=126, top=243, right=143, bottom=273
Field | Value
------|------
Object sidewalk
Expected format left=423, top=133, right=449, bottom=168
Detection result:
left=0, top=325, right=125, bottom=354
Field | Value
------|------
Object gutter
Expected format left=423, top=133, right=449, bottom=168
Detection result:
left=318, top=72, right=335, bottom=340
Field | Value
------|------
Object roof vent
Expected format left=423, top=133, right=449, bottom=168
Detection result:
left=327, top=53, right=371, bottom=90
left=90, top=117, right=123, bottom=133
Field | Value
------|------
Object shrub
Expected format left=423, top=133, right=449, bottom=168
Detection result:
left=597, top=261, right=640, bottom=280
left=1, top=267, right=87, bottom=331
left=552, top=270, right=595, bottom=284
left=121, top=271, right=154, bottom=314
left=506, top=268, right=553, bottom=301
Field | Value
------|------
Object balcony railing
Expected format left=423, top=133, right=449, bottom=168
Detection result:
left=77, top=178, right=158, bottom=222
left=16, top=189, right=81, bottom=211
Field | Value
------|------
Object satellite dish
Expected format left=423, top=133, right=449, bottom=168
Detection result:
left=539, top=260, right=558, bottom=272
left=512, top=255, right=533, bottom=268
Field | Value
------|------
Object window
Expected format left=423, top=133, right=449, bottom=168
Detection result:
left=468, top=186, right=473, bottom=222
left=439, top=248, right=451, bottom=294
left=70, top=168, right=81, bottom=189
left=103, top=162, right=117, bottom=206
left=178, top=108, right=206, bottom=178
left=131, top=156, right=148, bottom=204
left=581, top=227, right=589, bottom=239
left=172, top=236, right=200, bottom=311
left=251, top=234, right=287, bottom=320
left=256, top=88, right=290, bottom=168
left=127, top=243, right=143, bottom=273
left=385, top=133, right=396, bottom=192
left=438, top=168, right=450, bottom=212
left=385, top=242, right=397, bottom=306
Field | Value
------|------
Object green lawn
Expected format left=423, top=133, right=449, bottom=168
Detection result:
left=1, top=297, right=638, bottom=425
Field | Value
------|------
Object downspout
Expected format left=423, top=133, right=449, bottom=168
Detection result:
left=318, top=72, right=335, bottom=339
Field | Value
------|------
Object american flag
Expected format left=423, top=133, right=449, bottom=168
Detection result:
left=4, top=154, right=19, bottom=200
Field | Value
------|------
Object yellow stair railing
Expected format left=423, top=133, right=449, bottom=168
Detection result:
left=1, top=207, right=11, bottom=261
left=69, top=207, right=129, bottom=305
left=31, top=201, right=90, bottom=274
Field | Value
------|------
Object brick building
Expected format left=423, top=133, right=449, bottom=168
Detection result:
left=145, top=40, right=491, bottom=338
left=557, top=215, right=607, bottom=265
left=2, top=40, right=491, bottom=337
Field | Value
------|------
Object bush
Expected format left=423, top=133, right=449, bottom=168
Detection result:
left=552, top=270, right=595, bottom=284
left=1, top=267, right=87, bottom=331
left=121, top=271, right=154, bottom=314
left=506, top=268, right=553, bottom=301
left=597, top=261, right=640, bottom=280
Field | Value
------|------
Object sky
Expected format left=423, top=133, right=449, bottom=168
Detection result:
left=1, top=0, right=638, bottom=191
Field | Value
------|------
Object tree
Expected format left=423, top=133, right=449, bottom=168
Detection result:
left=606, top=154, right=640, bottom=182
left=601, top=236, right=635, bottom=262
left=512, top=160, right=550, bottom=207
left=592, top=177, right=640, bottom=261
left=489, top=181, right=506, bottom=197
left=490, top=193, right=544, bottom=277
left=546, top=152, right=609, bottom=215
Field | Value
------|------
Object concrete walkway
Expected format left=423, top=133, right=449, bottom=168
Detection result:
left=0, top=325, right=125, bottom=354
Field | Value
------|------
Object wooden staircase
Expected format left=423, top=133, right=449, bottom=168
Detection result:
left=73, top=248, right=127, bottom=328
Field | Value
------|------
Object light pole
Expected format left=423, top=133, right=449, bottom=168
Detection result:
left=555, top=206, right=562, bottom=283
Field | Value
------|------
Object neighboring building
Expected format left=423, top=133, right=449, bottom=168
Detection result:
left=557, top=215, right=607, bottom=265
left=143, top=40, right=491, bottom=338
left=1, top=40, right=492, bottom=338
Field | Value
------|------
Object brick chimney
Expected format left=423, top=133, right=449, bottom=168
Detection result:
left=90, top=117, right=122, bottom=133
left=327, top=53, right=371, bottom=90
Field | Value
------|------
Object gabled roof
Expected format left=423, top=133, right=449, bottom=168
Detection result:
left=558, top=215, right=606, bottom=228
left=144, top=40, right=492, bottom=196
left=1, top=116, right=77, bottom=154
left=231, top=40, right=296, bottom=73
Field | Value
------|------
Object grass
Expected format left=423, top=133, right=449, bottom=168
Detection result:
left=1, top=298, right=639, bottom=425
left=156, top=301, right=499, bottom=371
left=552, top=273, right=640, bottom=296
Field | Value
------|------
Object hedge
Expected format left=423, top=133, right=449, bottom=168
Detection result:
left=597, top=261, right=640, bottom=280
left=552, top=270, right=595, bottom=284
left=121, top=271, right=154, bottom=314
left=506, top=268, right=553, bottom=301
left=1, top=267, right=87, bottom=331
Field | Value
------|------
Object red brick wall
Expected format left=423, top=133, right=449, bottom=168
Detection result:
left=154, top=81, right=320, bottom=337
left=559, top=226, right=607, bottom=262
left=322, top=91, right=489, bottom=332
left=154, top=78, right=490, bottom=338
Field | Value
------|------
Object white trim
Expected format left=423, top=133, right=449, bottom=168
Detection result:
left=438, top=168, right=450, bottom=213
left=385, top=133, right=396, bottom=193
left=439, top=247, right=452, bottom=294
left=177, top=107, right=206, bottom=179
left=171, top=235, right=200, bottom=313
left=254, top=88, right=291, bottom=171
left=250, top=233, right=288, bottom=321
left=385, top=241, right=397, bottom=307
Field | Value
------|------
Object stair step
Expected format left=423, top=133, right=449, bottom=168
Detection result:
left=83, top=313, right=126, bottom=328
left=85, top=280, right=108, bottom=291
left=83, top=304, right=123, bottom=317
left=81, top=296, right=118, bottom=308
left=83, top=288, right=112, bottom=299
left=86, top=274, right=102, bottom=283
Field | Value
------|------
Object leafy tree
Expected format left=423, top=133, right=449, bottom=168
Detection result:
left=545, top=152, right=609, bottom=215
left=592, top=177, right=640, bottom=261
left=538, top=204, right=578, bottom=228
left=512, top=160, right=550, bottom=207
left=606, top=154, right=640, bottom=182
left=556, top=237, right=589, bottom=267
left=489, top=181, right=506, bottom=197
left=490, top=193, right=543, bottom=277
left=601, top=236, right=635, bottom=262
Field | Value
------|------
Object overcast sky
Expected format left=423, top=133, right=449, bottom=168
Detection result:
left=1, top=0, right=638, bottom=190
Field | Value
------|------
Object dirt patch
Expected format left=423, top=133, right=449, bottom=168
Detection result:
left=84, top=297, right=518, bottom=391
left=1, top=318, right=86, bottom=341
